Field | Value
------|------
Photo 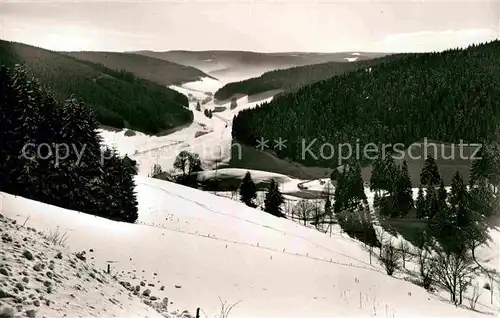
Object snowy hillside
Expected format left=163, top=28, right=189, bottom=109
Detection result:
left=1, top=177, right=497, bottom=317
left=0, top=213, right=181, bottom=318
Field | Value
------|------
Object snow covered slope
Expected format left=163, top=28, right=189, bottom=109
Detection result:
left=1, top=177, right=495, bottom=317
left=0, top=214, right=171, bottom=318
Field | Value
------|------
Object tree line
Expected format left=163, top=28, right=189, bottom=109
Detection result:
left=239, top=172, right=285, bottom=218
left=0, top=64, right=139, bottom=223
left=214, top=54, right=406, bottom=100
left=0, top=40, right=193, bottom=134
left=237, top=152, right=498, bottom=306
left=159, top=148, right=498, bottom=306
left=359, top=149, right=498, bottom=305
left=232, top=40, right=500, bottom=168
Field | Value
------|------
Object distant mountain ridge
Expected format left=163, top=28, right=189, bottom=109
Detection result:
left=133, top=50, right=390, bottom=83
left=214, top=53, right=406, bottom=101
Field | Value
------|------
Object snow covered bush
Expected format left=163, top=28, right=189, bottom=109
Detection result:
left=379, top=240, right=400, bottom=276
left=0, top=306, right=15, bottom=318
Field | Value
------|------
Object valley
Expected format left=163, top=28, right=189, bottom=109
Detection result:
left=1, top=2, right=499, bottom=316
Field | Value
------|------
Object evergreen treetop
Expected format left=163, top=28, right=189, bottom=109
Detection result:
left=239, top=171, right=258, bottom=207
left=264, top=179, right=285, bottom=217
left=420, top=155, right=441, bottom=187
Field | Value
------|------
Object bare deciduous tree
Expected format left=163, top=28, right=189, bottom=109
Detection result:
left=293, top=199, right=314, bottom=226
left=398, top=240, right=412, bottom=269
left=311, top=202, right=324, bottom=230
left=375, top=227, right=388, bottom=257
left=431, top=248, right=477, bottom=304
left=379, top=238, right=400, bottom=276
left=283, top=200, right=294, bottom=219
left=468, top=282, right=482, bottom=310
left=417, top=247, right=433, bottom=290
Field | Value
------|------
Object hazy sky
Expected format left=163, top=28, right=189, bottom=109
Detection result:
left=1, top=0, right=498, bottom=53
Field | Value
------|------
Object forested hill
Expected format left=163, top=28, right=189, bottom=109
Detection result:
left=0, top=40, right=192, bottom=134
left=64, top=51, right=214, bottom=86
left=214, top=54, right=406, bottom=101
left=232, top=41, right=500, bottom=168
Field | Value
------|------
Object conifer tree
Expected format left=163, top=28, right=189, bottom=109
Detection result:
left=381, top=154, right=399, bottom=193
left=437, top=178, right=447, bottom=204
left=334, top=161, right=367, bottom=215
left=118, top=156, right=139, bottom=223
left=324, top=195, right=332, bottom=216
left=426, top=187, right=439, bottom=219
left=264, top=179, right=285, bottom=217
left=0, top=65, right=139, bottom=223
left=239, top=171, right=257, bottom=207
left=392, top=160, right=414, bottom=217
left=470, top=175, right=496, bottom=218
left=334, top=168, right=347, bottom=215
left=436, top=178, right=449, bottom=217
left=415, top=186, right=426, bottom=219
left=330, top=168, right=340, bottom=181
left=470, top=146, right=492, bottom=185
left=450, top=171, right=467, bottom=207
left=347, top=161, right=368, bottom=204
left=0, top=65, right=43, bottom=197
left=430, top=178, right=454, bottom=245
left=420, top=155, right=441, bottom=187
left=58, top=97, right=104, bottom=212
left=370, top=156, right=383, bottom=195
left=334, top=160, right=379, bottom=246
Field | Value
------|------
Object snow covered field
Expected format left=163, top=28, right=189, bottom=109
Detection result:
left=0, top=213, right=178, bottom=318
left=71, top=76, right=500, bottom=317
left=1, top=176, right=498, bottom=317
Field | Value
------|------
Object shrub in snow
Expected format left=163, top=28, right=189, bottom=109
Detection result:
left=230, top=98, right=237, bottom=110
left=379, top=241, right=400, bottom=276
left=150, top=164, right=163, bottom=178
left=0, top=306, right=15, bottom=318
left=25, top=309, right=36, bottom=318
left=124, top=129, right=136, bottom=137
left=217, top=297, right=241, bottom=318
left=22, top=250, right=34, bottom=261
left=44, top=229, right=69, bottom=247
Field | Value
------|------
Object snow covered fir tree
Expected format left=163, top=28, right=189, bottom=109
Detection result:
left=0, top=64, right=139, bottom=223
